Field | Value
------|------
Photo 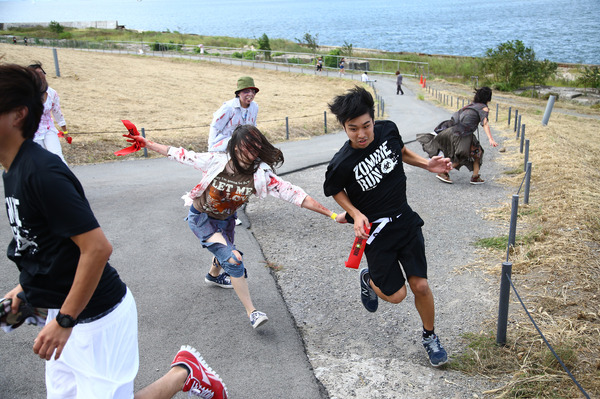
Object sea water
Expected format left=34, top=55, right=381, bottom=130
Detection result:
left=1, top=0, right=598, bottom=64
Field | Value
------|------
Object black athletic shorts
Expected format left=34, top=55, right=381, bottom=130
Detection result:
left=364, top=216, right=427, bottom=297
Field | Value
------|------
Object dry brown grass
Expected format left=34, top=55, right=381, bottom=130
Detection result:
left=0, top=43, right=357, bottom=164
left=426, top=84, right=600, bottom=397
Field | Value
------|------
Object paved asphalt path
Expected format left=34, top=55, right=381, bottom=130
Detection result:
left=0, top=75, right=452, bottom=398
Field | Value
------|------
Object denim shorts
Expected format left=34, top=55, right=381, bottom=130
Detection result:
left=185, top=206, right=245, bottom=278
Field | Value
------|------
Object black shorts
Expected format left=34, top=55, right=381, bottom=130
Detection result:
left=364, top=217, right=427, bottom=296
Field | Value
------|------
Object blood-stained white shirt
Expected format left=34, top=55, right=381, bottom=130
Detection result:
left=166, top=147, right=308, bottom=208
left=208, top=97, right=258, bottom=152
left=35, top=87, right=66, bottom=140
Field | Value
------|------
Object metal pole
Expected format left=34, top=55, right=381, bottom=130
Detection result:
left=324, top=111, right=327, bottom=134
left=542, top=95, right=556, bottom=125
left=524, top=162, right=532, bottom=205
left=52, top=48, right=61, bottom=77
left=513, top=109, right=519, bottom=132
left=524, top=139, right=530, bottom=172
left=496, top=261, right=513, bottom=346
left=517, top=115, right=522, bottom=138
left=141, top=128, right=148, bottom=158
left=496, top=103, right=499, bottom=123
left=382, top=98, right=385, bottom=115
left=285, top=117, right=289, bottom=140
left=520, top=123, right=526, bottom=153
left=508, top=107, right=512, bottom=126
left=508, top=194, right=519, bottom=247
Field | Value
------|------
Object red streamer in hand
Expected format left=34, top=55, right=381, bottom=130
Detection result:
left=114, top=120, right=142, bottom=156
left=345, top=224, right=372, bottom=269
left=57, top=131, right=73, bottom=144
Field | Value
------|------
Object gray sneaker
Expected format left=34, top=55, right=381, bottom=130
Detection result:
left=249, top=310, right=268, bottom=329
left=422, top=334, right=448, bottom=367
left=204, top=272, right=233, bottom=289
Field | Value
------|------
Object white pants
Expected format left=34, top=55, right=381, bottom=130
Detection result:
left=34, top=132, right=68, bottom=165
left=45, top=289, right=139, bottom=399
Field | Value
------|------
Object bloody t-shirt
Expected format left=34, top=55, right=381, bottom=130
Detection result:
left=195, top=170, right=255, bottom=219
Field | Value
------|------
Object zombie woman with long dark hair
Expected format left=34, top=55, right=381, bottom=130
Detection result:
left=124, top=125, right=344, bottom=329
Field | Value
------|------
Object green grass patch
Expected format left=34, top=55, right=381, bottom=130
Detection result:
left=448, top=331, right=514, bottom=373
left=474, top=229, right=542, bottom=250
left=503, top=167, right=524, bottom=175
left=474, top=236, right=509, bottom=251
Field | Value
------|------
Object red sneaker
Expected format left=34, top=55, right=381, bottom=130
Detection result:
left=470, top=174, right=485, bottom=185
left=436, top=172, right=453, bottom=184
left=171, top=345, right=228, bottom=398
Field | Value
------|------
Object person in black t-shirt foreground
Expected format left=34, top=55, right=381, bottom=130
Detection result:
left=323, top=86, right=452, bottom=367
left=0, top=64, right=228, bottom=398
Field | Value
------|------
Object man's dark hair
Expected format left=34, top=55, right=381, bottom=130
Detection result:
left=328, top=86, right=375, bottom=127
left=227, top=125, right=284, bottom=175
left=474, top=86, right=492, bottom=104
left=0, top=64, right=44, bottom=140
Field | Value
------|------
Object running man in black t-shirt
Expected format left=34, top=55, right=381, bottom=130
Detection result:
left=0, top=65, right=228, bottom=398
left=323, top=86, right=452, bottom=367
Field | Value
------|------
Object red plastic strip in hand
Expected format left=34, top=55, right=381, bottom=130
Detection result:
left=121, top=120, right=140, bottom=136
left=344, top=224, right=372, bottom=269
left=114, top=120, right=141, bottom=156
left=114, top=145, right=140, bottom=156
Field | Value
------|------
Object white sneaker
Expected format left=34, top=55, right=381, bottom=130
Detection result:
left=249, top=310, right=268, bottom=329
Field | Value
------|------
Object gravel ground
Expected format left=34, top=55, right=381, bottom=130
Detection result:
left=245, top=137, right=512, bottom=398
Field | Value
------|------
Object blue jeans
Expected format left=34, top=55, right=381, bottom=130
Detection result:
left=185, top=206, right=245, bottom=278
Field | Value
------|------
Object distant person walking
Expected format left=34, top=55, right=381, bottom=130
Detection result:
left=316, top=56, right=323, bottom=73
left=28, top=62, right=71, bottom=165
left=339, top=57, right=345, bottom=76
left=395, top=70, right=404, bottom=95
left=123, top=124, right=345, bottom=329
left=23, top=37, right=28, bottom=46
left=208, top=76, right=259, bottom=152
left=12, top=36, right=17, bottom=44
left=417, top=86, right=498, bottom=184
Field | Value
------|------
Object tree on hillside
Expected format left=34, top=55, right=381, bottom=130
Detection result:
left=482, top=39, right=556, bottom=92
left=296, top=32, right=319, bottom=55
left=577, top=66, right=600, bottom=92
left=342, top=41, right=353, bottom=59
left=529, top=58, right=558, bottom=95
left=482, top=40, right=536, bottom=90
left=49, top=21, right=64, bottom=34
left=324, top=48, right=341, bottom=69
left=256, top=33, right=272, bottom=60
